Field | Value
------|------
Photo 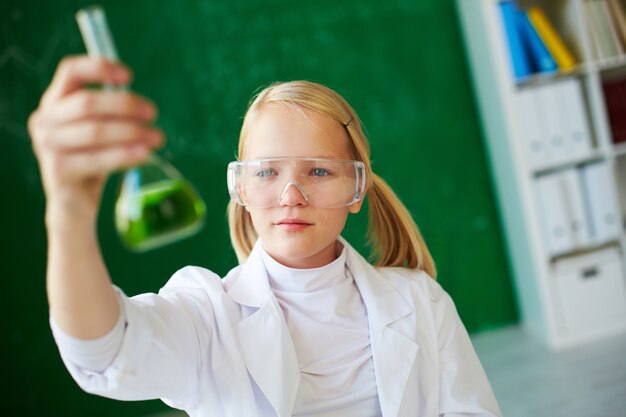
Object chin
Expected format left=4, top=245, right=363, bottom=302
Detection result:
left=266, top=239, right=337, bottom=268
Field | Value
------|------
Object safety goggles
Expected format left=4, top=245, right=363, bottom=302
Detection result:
left=227, top=157, right=366, bottom=208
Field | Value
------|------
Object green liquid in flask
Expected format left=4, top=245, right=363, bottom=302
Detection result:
left=116, top=178, right=206, bottom=251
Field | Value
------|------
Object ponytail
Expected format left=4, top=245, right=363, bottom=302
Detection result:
left=227, top=201, right=257, bottom=264
left=366, top=173, right=437, bottom=278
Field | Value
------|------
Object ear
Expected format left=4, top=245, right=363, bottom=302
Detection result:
left=348, top=195, right=366, bottom=214
left=238, top=184, right=251, bottom=213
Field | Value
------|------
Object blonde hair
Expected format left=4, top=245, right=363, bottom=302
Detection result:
left=227, top=80, right=436, bottom=278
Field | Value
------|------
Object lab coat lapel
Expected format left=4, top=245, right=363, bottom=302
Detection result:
left=342, top=237, right=420, bottom=417
left=229, top=241, right=300, bottom=417
left=371, top=322, right=420, bottom=417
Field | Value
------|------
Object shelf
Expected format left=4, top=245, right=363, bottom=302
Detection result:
left=532, top=152, right=606, bottom=177
left=457, top=0, right=626, bottom=351
left=549, top=240, right=623, bottom=264
left=516, top=56, right=626, bottom=88
left=613, top=142, right=626, bottom=157
left=515, top=65, right=589, bottom=90
left=595, top=55, right=626, bottom=72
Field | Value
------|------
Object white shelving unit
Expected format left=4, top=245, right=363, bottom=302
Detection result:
left=456, top=0, right=626, bottom=350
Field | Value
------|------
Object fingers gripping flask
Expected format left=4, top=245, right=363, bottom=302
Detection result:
left=76, top=6, right=206, bottom=251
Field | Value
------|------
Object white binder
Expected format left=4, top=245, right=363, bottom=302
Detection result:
left=536, top=172, right=571, bottom=255
left=535, top=169, right=592, bottom=255
left=553, top=78, right=593, bottom=162
left=517, top=80, right=592, bottom=170
left=562, top=168, right=593, bottom=248
left=536, top=83, right=567, bottom=166
left=536, top=172, right=572, bottom=255
left=517, top=87, right=548, bottom=169
left=579, top=161, right=622, bottom=243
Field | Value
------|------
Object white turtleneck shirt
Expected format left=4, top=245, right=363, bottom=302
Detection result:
left=261, top=246, right=382, bottom=417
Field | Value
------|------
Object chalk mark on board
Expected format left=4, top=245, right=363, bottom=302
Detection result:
left=0, top=7, right=67, bottom=141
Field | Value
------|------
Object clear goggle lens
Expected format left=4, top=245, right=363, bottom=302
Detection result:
left=227, top=158, right=366, bottom=208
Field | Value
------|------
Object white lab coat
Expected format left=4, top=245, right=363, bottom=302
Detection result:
left=57, top=237, right=501, bottom=417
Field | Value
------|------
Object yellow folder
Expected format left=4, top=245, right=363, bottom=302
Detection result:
left=528, top=7, right=577, bottom=71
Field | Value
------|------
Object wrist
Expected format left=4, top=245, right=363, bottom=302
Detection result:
left=45, top=195, right=99, bottom=233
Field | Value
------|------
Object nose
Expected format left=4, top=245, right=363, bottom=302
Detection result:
left=278, top=182, right=309, bottom=207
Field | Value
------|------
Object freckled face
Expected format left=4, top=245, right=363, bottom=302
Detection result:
left=242, top=104, right=363, bottom=269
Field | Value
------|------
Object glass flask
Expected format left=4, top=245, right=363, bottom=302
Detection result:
left=76, top=6, right=206, bottom=251
left=115, top=156, right=206, bottom=251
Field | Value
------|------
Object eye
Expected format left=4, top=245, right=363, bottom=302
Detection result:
left=255, top=168, right=276, bottom=178
left=311, top=167, right=330, bottom=177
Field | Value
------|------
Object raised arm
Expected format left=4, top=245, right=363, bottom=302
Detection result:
left=28, top=56, right=163, bottom=339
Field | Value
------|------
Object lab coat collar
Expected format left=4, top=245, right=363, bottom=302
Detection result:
left=339, top=236, right=414, bottom=325
left=228, top=236, right=414, bottom=318
left=229, top=237, right=420, bottom=417
left=227, top=239, right=273, bottom=307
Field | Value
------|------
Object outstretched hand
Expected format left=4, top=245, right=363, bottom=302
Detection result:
left=28, top=55, right=163, bottom=223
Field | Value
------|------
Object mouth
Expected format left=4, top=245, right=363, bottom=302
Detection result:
left=275, top=218, right=313, bottom=230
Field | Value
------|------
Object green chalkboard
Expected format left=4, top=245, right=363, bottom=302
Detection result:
left=0, top=0, right=517, bottom=415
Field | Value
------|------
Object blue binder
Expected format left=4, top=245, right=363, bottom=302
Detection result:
left=499, top=1, right=532, bottom=80
left=517, top=10, right=558, bottom=74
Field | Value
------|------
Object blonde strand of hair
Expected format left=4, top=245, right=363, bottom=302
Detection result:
left=227, top=201, right=257, bottom=264
left=367, top=173, right=437, bottom=278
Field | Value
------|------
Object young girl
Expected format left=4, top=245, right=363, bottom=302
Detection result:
left=29, top=56, right=501, bottom=417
